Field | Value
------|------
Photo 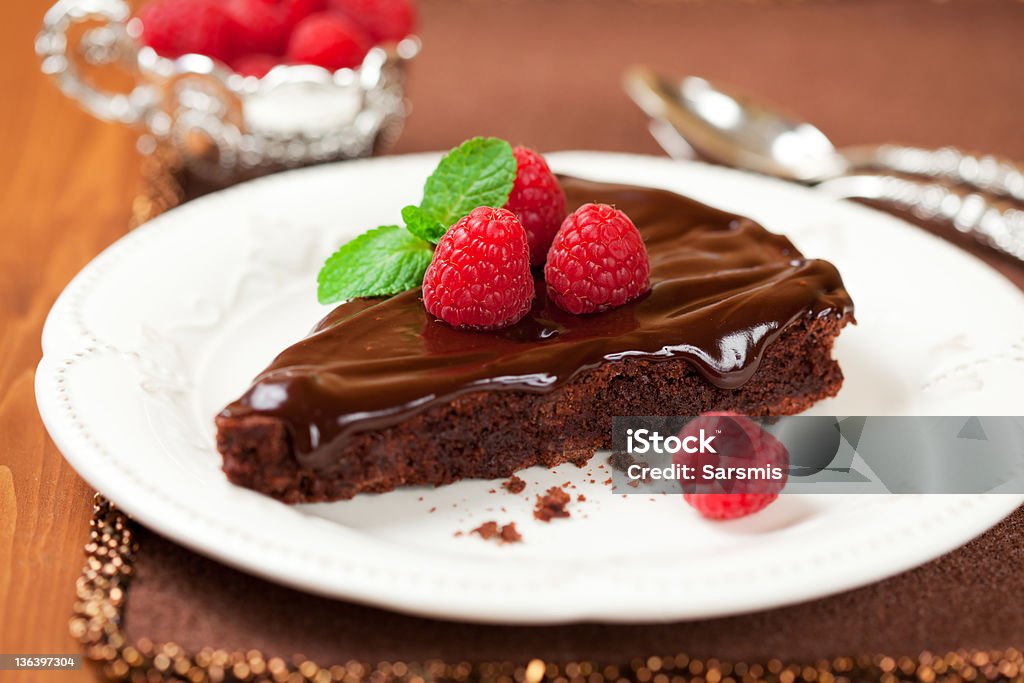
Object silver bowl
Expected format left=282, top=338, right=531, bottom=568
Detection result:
left=37, top=0, right=420, bottom=182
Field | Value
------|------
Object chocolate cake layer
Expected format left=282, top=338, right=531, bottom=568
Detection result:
left=217, top=177, right=854, bottom=502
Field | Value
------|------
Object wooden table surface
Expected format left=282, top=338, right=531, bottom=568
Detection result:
left=3, top=0, right=1024, bottom=680
left=2, top=1, right=140, bottom=680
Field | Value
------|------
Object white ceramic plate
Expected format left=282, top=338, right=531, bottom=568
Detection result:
left=36, top=152, right=1024, bottom=624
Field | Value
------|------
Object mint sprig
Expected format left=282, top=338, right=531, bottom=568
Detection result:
left=403, top=137, right=517, bottom=243
left=317, top=226, right=433, bottom=303
left=316, top=137, right=517, bottom=305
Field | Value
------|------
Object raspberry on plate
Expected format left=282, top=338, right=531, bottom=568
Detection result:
left=137, top=0, right=238, bottom=63
left=683, top=493, right=778, bottom=520
left=422, top=207, right=534, bottom=330
left=544, top=203, right=650, bottom=315
left=674, top=412, right=790, bottom=520
left=225, top=0, right=291, bottom=56
left=329, top=0, right=417, bottom=43
left=505, top=147, right=566, bottom=266
left=286, top=12, right=371, bottom=70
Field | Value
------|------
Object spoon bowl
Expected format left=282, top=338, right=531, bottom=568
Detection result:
left=624, top=67, right=849, bottom=182
left=624, top=66, right=1024, bottom=262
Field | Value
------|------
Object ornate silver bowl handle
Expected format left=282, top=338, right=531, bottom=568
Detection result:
left=36, top=0, right=153, bottom=125
left=817, top=175, right=1024, bottom=261
left=37, top=0, right=420, bottom=182
left=844, top=145, right=1024, bottom=203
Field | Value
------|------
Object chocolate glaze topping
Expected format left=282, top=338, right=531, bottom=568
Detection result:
left=221, top=177, right=853, bottom=463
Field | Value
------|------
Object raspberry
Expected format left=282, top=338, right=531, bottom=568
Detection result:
left=422, top=207, right=534, bottom=330
left=137, top=0, right=238, bottom=63
left=674, top=412, right=790, bottom=520
left=505, top=147, right=566, bottom=266
left=286, top=12, right=371, bottom=70
left=231, top=53, right=280, bottom=78
left=328, top=0, right=417, bottom=43
left=281, top=0, right=327, bottom=27
left=225, top=0, right=290, bottom=56
left=683, top=493, right=777, bottom=520
left=543, top=203, right=650, bottom=315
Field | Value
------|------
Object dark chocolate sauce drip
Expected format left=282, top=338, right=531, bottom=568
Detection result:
left=221, top=177, right=853, bottom=464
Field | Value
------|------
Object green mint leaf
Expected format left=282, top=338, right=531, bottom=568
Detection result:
left=401, top=204, right=446, bottom=243
left=413, top=137, right=517, bottom=243
left=315, top=137, right=518, bottom=304
left=316, top=225, right=433, bottom=304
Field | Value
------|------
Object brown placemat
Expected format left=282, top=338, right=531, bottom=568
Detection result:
left=76, top=497, right=1024, bottom=682
left=72, top=1, right=1024, bottom=680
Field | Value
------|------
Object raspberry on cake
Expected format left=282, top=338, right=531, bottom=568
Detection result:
left=216, top=176, right=853, bottom=503
left=545, top=203, right=651, bottom=315
left=421, top=206, right=535, bottom=330
left=505, top=147, right=567, bottom=266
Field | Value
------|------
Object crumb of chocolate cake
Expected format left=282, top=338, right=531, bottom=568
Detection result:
left=473, top=521, right=499, bottom=539
left=500, top=522, right=522, bottom=543
left=534, top=486, right=571, bottom=522
left=503, top=475, right=526, bottom=494
left=603, top=478, right=613, bottom=485
left=609, top=450, right=638, bottom=472
left=470, top=521, right=522, bottom=544
left=611, top=452, right=653, bottom=488
left=577, top=494, right=586, bottom=502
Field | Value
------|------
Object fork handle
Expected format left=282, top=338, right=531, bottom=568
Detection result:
left=816, top=174, right=1024, bottom=261
left=842, top=145, right=1024, bottom=203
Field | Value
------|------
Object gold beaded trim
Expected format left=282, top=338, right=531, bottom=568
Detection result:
left=72, top=495, right=1024, bottom=683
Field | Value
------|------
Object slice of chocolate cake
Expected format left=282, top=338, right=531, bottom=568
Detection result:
left=216, top=177, right=854, bottom=503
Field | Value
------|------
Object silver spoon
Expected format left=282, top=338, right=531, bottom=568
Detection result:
left=624, top=67, right=1024, bottom=261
